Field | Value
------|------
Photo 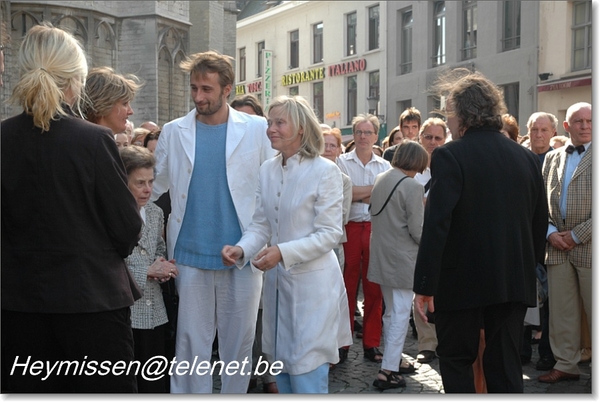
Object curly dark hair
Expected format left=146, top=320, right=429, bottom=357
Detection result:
left=433, top=68, right=506, bottom=133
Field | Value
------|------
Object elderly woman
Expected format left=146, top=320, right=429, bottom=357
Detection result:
left=222, top=95, right=352, bottom=393
left=367, top=140, right=429, bottom=390
left=120, top=145, right=179, bottom=393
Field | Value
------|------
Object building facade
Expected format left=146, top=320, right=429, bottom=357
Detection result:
left=537, top=0, right=592, bottom=126
left=1, top=0, right=239, bottom=127
left=385, top=1, right=543, bottom=136
left=238, top=1, right=592, bottom=140
left=236, top=1, right=388, bottom=139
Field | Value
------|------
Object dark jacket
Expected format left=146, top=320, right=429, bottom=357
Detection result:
left=2, top=111, right=143, bottom=313
left=413, top=127, right=548, bottom=311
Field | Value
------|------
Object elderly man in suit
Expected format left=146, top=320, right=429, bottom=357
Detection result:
left=538, top=102, right=592, bottom=384
left=413, top=69, right=548, bottom=393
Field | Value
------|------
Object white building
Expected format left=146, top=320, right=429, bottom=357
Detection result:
left=385, top=1, right=541, bottom=137
left=236, top=1, right=388, bottom=140
left=537, top=0, right=592, bottom=127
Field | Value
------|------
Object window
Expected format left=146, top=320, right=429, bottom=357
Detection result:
left=462, top=1, right=477, bottom=60
left=368, top=71, right=380, bottom=115
left=313, top=22, right=323, bottom=64
left=368, top=4, right=380, bottom=51
left=500, top=82, right=519, bottom=123
left=290, top=30, right=299, bottom=69
left=572, top=1, right=592, bottom=71
left=397, top=100, right=412, bottom=122
left=428, top=96, right=444, bottom=119
left=289, top=86, right=299, bottom=96
left=401, top=9, right=413, bottom=74
left=346, top=12, right=357, bottom=56
left=313, top=82, right=324, bottom=122
left=347, top=76, right=357, bottom=125
left=432, top=2, right=446, bottom=67
left=239, top=47, right=246, bottom=82
left=257, top=41, right=265, bottom=77
left=502, top=1, right=521, bottom=51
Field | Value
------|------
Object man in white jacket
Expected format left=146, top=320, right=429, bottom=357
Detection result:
left=151, top=51, right=274, bottom=393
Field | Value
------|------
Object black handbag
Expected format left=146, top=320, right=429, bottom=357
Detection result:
left=161, top=280, right=179, bottom=341
left=369, top=176, right=409, bottom=216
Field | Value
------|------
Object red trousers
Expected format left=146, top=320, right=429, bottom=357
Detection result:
left=343, top=221, right=382, bottom=349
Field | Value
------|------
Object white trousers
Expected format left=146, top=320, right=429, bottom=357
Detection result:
left=170, top=264, right=262, bottom=393
left=380, top=286, right=413, bottom=372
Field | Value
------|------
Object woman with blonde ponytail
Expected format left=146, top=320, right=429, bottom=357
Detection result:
left=1, top=22, right=143, bottom=392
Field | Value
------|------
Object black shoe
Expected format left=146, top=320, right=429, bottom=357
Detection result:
left=338, top=348, right=348, bottom=364
left=354, top=319, right=363, bottom=332
left=372, top=370, right=406, bottom=390
left=364, top=347, right=384, bottom=363
left=536, top=355, right=556, bottom=371
left=395, top=359, right=416, bottom=374
left=417, top=350, right=436, bottom=363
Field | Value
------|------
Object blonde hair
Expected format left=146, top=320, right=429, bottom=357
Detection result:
left=83, top=66, right=140, bottom=124
left=9, top=22, right=88, bottom=132
left=267, top=95, right=324, bottom=159
left=131, top=127, right=151, bottom=146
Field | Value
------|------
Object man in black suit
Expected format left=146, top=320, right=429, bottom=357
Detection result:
left=413, top=69, right=548, bottom=393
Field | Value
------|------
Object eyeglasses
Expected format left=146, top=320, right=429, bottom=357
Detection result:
left=324, top=143, right=339, bottom=149
left=355, top=130, right=375, bottom=137
left=421, top=134, right=445, bottom=142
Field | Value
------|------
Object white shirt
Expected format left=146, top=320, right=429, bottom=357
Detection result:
left=337, top=150, right=391, bottom=222
left=415, top=167, right=432, bottom=198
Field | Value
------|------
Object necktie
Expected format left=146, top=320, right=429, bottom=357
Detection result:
left=565, top=144, right=585, bottom=155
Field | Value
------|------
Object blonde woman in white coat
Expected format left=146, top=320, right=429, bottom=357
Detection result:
left=222, top=95, right=352, bottom=393
left=367, top=140, right=429, bottom=390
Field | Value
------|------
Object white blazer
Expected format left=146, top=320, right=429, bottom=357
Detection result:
left=151, top=106, right=275, bottom=259
left=236, top=154, right=353, bottom=375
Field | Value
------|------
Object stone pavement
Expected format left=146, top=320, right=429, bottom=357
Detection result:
left=215, top=296, right=592, bottom=394
left=327, top=308, right=592, bottom=394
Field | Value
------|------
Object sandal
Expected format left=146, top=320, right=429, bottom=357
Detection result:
left=396, top=359, right=416, bottom=374
left=364, top=347, right=384, bottom=362
left=372, top=370, right=406, bottom=390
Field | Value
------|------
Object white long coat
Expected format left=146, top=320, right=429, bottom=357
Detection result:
left=236, top=154, right=353, bottom=375
left=151, top=106, right=275, bottom=259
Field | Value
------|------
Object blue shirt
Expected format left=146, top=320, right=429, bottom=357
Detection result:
left=173, top=121, right=242, bottom=269
left=546, top=142, right=591, bottom=243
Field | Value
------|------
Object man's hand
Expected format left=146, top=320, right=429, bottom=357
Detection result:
left=548, top=231, right=576, bottom=252
left=414, top=294, right=435, bottom=323
left=221, top=245, right=243, bottom=266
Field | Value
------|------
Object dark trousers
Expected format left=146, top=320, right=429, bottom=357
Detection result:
left=521, top=301, right=552, bottom=361
left=2, top=308, right=137, bottom=393
left=133, top=326, right=167, bottom=393
left=537, top=295, right=553, bottom=359
left=435, top=302, right=527, bottom=393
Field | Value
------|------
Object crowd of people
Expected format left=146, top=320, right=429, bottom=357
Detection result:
left=1, top=23, right=591, bottom=394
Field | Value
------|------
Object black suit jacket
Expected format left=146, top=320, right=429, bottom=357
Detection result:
left=2, top=111, right=143, bottom=313
left=413, top=127, right=548, bottom=311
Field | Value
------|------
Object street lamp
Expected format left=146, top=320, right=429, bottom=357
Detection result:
left=367, top=96, right=385, bottom=121
left=367, top=96, right=386, bottom=143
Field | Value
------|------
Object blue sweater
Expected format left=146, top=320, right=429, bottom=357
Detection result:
left=173, top=121, right=242, bottom=269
